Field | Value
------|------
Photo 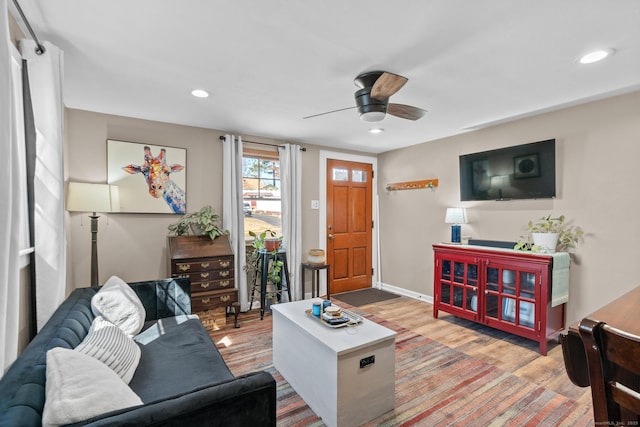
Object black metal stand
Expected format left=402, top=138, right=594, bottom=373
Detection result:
left=90, top=212, right=100, bottom=287
left=249, top=250, right=291, bottom=319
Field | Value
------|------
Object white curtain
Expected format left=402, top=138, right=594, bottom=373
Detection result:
left=279, top=144, right=302, bottom=301
left=20, top=39, right=66, bottom=331
left=1, top=0, right=29, bottom=373
left=222, top=135, right=248, bottom=311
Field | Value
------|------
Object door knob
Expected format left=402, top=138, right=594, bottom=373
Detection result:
left=328, top=234, right=334, bottom=240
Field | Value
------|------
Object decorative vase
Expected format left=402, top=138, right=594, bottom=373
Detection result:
left=532, top=232, right=559, bottom=253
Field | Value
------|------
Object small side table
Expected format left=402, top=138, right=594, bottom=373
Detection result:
left=301, top=263, right=331, bottom=299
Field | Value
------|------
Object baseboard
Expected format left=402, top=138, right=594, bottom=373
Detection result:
left=375, top=282, right=434, bottom=305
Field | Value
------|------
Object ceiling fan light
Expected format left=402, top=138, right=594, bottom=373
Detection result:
left=360, top=111, right=386, bottom=122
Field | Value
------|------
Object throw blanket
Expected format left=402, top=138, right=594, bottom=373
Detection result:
left=551, top=252, right=570, bottom=307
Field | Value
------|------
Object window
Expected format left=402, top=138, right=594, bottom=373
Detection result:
left=242, top=151, right=281, bottom=240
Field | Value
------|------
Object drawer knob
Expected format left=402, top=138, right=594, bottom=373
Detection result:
left=201, top=262, right=210, bottom=268
left=200, top=283, right=210, bottom=289
left=220, top=261, right=230, bottom=268
left=219, top=280, right=230, bottom=287
left=201, top=298, right=210, bottom=304
left=220, top=271, right=229, bottom=277
left=200, top=272, right=210, bottom=279
left=178, top=274, right=188, bottom=279
left=178, top=264, right=191, bottom=271
left=220, top=295, right=230, bottom=302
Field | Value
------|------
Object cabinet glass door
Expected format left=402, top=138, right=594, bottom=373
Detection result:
left=438, top=257, right=478, bottom=318
left=484, top=264, right=536, bottom=329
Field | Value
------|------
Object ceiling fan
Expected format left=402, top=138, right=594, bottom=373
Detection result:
left=304, top=71, right=427, bottom=122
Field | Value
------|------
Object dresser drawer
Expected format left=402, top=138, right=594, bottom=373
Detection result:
left=174, top=256, right=233, bottom=273
left=191, top=289, right=238, bottom=312
left=174, top=269, right=234, bottom=284
left=191, top=278, right=235, bottom=292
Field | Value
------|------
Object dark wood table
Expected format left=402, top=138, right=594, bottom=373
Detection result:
left=562, top=286, right=640, bottom=386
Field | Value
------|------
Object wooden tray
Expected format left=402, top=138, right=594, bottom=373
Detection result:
left=305, top=308, right=363, bottom=328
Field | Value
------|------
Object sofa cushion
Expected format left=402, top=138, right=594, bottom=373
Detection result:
left=75, top=316, right=141, bottom=384
left=42, top=347, right=142, bottom=427
left=91, top=276, right=146, bottom=337
left=130, top=315, right=234, bottom=402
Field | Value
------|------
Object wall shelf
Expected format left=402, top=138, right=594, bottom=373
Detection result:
left=386, top=179, right=438, bottom=191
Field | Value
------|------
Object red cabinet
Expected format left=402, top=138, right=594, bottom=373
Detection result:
left=433, top=244, right=565, bottom=355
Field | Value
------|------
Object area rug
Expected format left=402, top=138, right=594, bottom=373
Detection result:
left=332, top=288, right=400, bottom=307
left=207, top=308, right=592, bottom=427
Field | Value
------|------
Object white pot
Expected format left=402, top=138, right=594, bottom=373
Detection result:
left=532, top=232, right=559, bottom=253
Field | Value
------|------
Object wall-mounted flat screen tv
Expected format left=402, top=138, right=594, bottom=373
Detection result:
left=459, top=139, right=556, bottom=201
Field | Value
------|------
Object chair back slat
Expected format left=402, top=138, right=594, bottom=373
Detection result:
left=579, top=317, right=640, bottom=424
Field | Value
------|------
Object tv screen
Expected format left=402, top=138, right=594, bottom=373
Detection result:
left=459, top=139, right=556, bottom=201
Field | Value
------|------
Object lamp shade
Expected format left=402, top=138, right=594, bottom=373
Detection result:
left=66, top=182, right=120, bottom=213
left=445, top=207, right=467, bottom=224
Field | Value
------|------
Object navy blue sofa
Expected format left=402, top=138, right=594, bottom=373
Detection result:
left=0, top=278, right=276, bottom=426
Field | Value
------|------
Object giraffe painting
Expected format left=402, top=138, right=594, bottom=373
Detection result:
left=122, top=145, right=186, bottom=214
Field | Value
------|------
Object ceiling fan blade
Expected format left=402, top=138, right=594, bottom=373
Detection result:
left=387, top=103, right=427, bottom=121
left=370, top=72, right=408, bottom=99
left=303, top=106, right=357, bottom=120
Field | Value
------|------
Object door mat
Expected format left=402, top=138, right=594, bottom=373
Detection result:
left=332, top=288, right=400, bottom=307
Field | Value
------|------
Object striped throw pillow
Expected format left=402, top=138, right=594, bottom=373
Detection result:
left=75, top=316, right=141, bottom=384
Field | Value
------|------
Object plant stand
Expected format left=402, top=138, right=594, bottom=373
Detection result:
left=249, top=250, right=291, bottom=319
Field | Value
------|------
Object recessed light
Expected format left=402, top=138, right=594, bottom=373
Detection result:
left=368, top=128, right=384, bottom=134
left=191, top=89, right=209, bottom=98
left=579, top=48, right=615, bottom=64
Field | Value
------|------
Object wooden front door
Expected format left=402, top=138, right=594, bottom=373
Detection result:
left=326, top=159, right=373, bottom=294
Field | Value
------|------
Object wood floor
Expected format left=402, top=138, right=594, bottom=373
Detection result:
left=355, top=295, right=593, bottom=410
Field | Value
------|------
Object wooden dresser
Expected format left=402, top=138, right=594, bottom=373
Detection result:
left=168, top=235, right=239, bottom=327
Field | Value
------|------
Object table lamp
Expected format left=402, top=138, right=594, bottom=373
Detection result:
left=445, top=207, right=467, bottom=243
left=66, top=182, right=120, bottom=287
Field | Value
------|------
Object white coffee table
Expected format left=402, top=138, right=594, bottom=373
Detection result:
left=272, top=299, right=396, bottom=427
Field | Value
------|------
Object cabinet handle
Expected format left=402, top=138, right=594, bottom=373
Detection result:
left=220, top=261, right=230, bottom=268
left=220, top=295, right=230, bottom=302
left=220, top=270, right=230, bottom=277
left=178, top=274, right=189, bottom=279
left=200, top=262, right=210, bottom=268
left=200, top=272, right=210, bottom=279
left=201, top=298, right=210, bottom=304
left=200, top=283, right=210, bottom=289
left=179, top=264, right=191, bottom=271
left=219, top=280, right=230, bottom=287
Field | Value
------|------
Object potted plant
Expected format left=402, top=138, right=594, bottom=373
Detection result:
left=167, top=205, right=226, bottom=240
left=514, top=214, right=583, bottom=253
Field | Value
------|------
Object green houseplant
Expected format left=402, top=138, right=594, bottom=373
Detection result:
left=514, top=214, right=583, bottom=253
left=167, top=205, right=226, bottom=240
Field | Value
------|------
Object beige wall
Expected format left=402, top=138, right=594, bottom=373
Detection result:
left=64, top=109, right=366, bottom=289
left=377, top=90, right=640, bottom=325
left=65, top=91, right=640, bottom=327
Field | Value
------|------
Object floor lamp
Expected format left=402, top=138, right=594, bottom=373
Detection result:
left=66, top=182, right=120, bottom=287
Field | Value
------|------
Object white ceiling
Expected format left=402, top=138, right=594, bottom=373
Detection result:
left=14, top=0, right=640, bottom=153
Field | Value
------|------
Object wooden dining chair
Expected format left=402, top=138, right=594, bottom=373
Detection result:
left=579, top=317, right=640, bottom=424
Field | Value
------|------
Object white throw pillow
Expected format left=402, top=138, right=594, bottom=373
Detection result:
left=42, top=347, right=143, bottom=427
left=91, top=275, right=146, bottom=337
left=75, top=316, right=141, bottom=383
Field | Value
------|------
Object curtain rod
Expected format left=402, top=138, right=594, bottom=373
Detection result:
left=12, top=0, right=45, bottom=55
left=219, top=135, right=306, bottom=151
